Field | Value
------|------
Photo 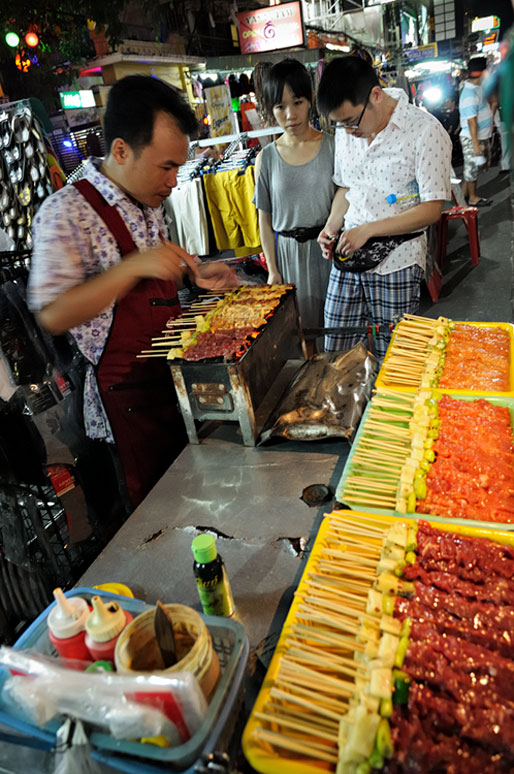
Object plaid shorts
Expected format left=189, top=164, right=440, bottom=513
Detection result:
left=324, top=264, right=424, bottom=359
left=460, top=134, right=491, bottom=182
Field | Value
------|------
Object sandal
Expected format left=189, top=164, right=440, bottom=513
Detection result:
left=472, top=198, right=492, bottom=208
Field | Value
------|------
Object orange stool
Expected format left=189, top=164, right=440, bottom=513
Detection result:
left=438, top=205, right=480, bottom=268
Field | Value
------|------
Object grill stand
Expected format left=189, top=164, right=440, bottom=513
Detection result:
left=170, top=290, right=303, bottom=446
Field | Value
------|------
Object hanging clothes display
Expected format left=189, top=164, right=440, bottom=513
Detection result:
left=202, top=148, right=260, bottom=251
left=164, top=178, right=209, bottom=256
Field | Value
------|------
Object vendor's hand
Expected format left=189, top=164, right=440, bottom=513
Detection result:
left=124, top=242, right=195, bottom=283
left=267, top=268, right=283, bottom=284
left=192, top=261, right=238, bottom=290
left=317, top=226, right=339, bottom=260
left=336, top=224, right=373, bottom=255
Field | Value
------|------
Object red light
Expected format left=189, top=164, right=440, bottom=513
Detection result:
left=25, top=31, right=39, bottom=47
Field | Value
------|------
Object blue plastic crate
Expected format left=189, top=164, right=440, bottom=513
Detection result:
left=0, top=588, right=249, bottom=772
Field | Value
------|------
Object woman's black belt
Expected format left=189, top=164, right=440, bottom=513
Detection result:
left=278, top=226, right=323, bottom=243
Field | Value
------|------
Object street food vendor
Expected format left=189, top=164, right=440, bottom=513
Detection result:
left=28, top=75, right=235, bottom=511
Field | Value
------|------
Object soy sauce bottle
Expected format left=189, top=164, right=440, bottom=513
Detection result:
left=192, top=534, right=235, bottom=617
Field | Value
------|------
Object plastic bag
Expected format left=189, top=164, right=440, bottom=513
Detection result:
left=0, top=646, right=207, bottom=745
left=54, top=718, right=102, bottom=774
left=260, top=342, right=378, bottom=443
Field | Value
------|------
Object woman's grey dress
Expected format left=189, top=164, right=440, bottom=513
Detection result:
left=254, top=133, right=336, bottom=330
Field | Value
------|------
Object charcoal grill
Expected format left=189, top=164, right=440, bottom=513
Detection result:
left=169, top=289, right=302, bottom=445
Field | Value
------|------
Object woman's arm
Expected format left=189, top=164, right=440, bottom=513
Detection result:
left=258, top=210, right=282, bottom=284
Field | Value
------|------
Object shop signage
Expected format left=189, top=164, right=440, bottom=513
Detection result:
left=405, top=43, right=439, bottom=62
left=60, top=90, right=96, bottom=110
left=204, top=84, right=236, bottom=138
left=471, top=16, right=500, bottom=33
left=237, top=1, right=304, bottom=55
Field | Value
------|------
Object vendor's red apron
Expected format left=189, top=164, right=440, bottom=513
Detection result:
left=74, top=180, right=186, bottom=508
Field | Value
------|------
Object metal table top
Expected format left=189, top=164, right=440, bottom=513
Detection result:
left=78, top=423, right=348, bottom=649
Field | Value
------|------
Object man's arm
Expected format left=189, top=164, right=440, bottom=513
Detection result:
left=37, top=242, right=192, bottom=335
left=467, top=115, right=482, bottom=156
left=318, top=187, right=350, bottom=259
left=338, top=201, right=443, bottom=254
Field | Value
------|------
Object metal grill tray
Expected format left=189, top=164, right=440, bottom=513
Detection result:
left=0, top=588, right=249, bottom=772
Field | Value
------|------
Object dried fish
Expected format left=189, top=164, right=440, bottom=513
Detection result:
left=260, top=343, right=378, bottom=443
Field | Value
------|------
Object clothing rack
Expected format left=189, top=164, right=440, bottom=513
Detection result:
left=189, top=125, right=284, bottom=156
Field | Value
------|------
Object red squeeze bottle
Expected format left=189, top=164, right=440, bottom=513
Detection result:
left=85, top=596, right=133, bottom=662
left=47, top=588, right=92, bottom=661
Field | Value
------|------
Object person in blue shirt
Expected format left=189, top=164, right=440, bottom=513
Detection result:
left=458, top=57, right=494, bottom=207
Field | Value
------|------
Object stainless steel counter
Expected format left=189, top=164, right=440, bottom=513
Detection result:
left=78, top=423, right=347, bottom=649
left=0, top=421, right=349, bottom=773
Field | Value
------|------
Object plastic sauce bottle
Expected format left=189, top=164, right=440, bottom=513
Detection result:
left=85, top=596, right=133, bottom=662
left=48, top=588, right=92, bottom=661
left=191, top=534, right=235, bottom=617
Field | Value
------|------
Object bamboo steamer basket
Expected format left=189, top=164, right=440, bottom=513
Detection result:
left=114, top=603, right=220, bottom=699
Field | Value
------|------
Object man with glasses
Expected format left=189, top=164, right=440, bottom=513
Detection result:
left=317, top=56, right=451, bottom=357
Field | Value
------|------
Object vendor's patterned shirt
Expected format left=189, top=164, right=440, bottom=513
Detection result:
left=28, top=157, right=166, bottom=442
left=333, top=88, right=452, bottom=275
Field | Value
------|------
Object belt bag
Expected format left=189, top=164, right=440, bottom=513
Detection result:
left=333, top=232, right=423, bottom=273
left=279, top=226, right=323, bottom=243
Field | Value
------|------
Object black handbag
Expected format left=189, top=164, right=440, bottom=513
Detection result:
left=333, top=231, right=423, bottom=273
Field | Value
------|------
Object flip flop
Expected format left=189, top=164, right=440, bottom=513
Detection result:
left=473, top=198, right=492, bottom=208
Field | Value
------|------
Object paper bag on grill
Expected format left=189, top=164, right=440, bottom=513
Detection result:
left=259, top=342, right=378, bottom=443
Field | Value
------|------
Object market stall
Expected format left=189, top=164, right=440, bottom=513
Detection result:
left=0, top=311, right=513, bottom=773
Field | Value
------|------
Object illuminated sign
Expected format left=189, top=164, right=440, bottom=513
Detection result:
left=471, top=16, right=500, bottom=32
left=60, top=90, right=96, bottom=109
left=405, top=43, right=439, bottom=62
left=237, top=2, right=304, bottom=55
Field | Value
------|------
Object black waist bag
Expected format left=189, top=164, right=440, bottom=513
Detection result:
left=333, top=231, right=423, bottom=273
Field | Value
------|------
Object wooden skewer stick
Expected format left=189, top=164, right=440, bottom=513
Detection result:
left=328, top=513, right=388, bottom=531
left=251, top=728, right=338, bottom=764
left=255, top=709, right=339, bottom=743
left=253, top=711, right=339, bottom=743
left=289, top=624, right=365, bottom=652
left=272, top=678, right=349, bottom=712
left=136, top=353, right=168, bottom=359
left=321, top=548, right=379, bottom=566
left=286, top=641, right=366, bottom=672
left=264, top=702, right=339, bottom=730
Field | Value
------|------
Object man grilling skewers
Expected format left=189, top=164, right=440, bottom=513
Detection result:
left=28, top=76, right=236, bottom=513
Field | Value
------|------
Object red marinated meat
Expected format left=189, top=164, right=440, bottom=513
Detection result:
left=396, top=596, right=514, bottom=658
left=385, top=709, right=514, bottom=774
left=403, top=636, right=514, bottom=705
left=403, top=567, right=514, bottom=606
left=408, top=682, right=514, bottom=754
left=414, top=522, right=514, bottom=580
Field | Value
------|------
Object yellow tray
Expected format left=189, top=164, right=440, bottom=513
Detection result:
left=242, top=511, right=514, bottom=774
left=375, top=320, right=514, bottom=396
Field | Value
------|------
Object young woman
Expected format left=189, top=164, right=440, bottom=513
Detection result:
left=254, top=59, right=336, bottom=353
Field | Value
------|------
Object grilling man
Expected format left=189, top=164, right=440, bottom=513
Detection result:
left=28, top=75, right=234, bottom=512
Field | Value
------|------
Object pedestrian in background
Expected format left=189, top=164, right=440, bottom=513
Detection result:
left=458, top=56, right=494, bottom=206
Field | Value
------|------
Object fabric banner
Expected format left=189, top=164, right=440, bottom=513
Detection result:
left=204, top=84, right=236, bottom=138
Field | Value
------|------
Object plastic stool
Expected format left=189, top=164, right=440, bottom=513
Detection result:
left=438, top=205, right=480, bottom=268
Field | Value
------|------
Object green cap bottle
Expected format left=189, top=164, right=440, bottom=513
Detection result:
left=191, top=535, right=235, bottom=617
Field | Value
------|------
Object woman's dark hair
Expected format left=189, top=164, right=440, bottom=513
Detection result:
left=317, top=56, right=380, bottom=116
left=262, top=58, right=312, bottom=113
left=103, top=75, right=199, bottom=154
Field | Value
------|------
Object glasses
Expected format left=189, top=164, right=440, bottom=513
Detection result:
left=333, top=88, right=372, bottom=130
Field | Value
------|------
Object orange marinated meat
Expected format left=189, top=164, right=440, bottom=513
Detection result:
left=416, top=395, right=514, bottom=522
left=438, top=324, right=511, bottom=391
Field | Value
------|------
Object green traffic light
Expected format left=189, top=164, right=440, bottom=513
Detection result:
left=5, top=32, right=20, bottom=48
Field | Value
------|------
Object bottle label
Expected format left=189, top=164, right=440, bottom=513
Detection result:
left=196, top=573, right=235, bottom=616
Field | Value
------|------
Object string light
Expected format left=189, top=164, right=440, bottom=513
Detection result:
left=5, top=31, right=20, bottom=47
